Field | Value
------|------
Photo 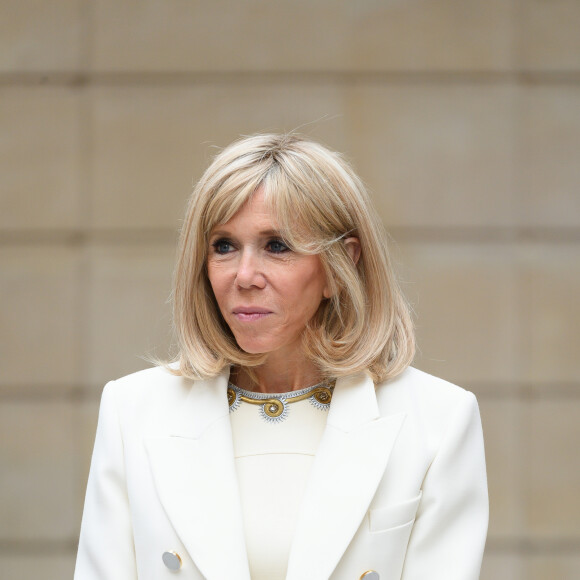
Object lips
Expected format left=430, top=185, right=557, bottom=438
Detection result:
left=232, top=306, right=272, bottom=322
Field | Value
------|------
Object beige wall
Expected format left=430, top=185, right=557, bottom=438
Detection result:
left=1, top=1, right=580, bottom=578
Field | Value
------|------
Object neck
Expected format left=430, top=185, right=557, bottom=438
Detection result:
left=232, top=357, right=324, bottom=394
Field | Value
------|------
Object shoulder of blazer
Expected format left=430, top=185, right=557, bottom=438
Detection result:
left=102, top=366, right=188, bottom=409
left=374, top=366, right=480, bottom=445
left=100, top=366, right=225, bottom=437
left=376, top=366, right=475, bottom=406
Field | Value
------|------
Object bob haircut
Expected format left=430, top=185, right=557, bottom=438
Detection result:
left=172, top=133, right=415, bottom=383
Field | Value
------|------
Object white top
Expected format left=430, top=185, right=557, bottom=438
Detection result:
left=228, top=384, right=331, bottom=580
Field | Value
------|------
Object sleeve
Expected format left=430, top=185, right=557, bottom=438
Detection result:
left=401, top=391, right=489, bottom=580
left=74, top=381, right=138, bottom=580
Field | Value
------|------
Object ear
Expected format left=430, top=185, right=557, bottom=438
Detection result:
left=344, top=236, right=361, bottom=265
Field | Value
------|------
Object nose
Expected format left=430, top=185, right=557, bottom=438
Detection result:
left=235, top=249, right=266, bottom=289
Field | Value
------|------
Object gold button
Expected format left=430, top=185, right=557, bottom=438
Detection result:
left=360, top=571, right=379, bottom=580
left=162, top=551, right=182, bottom=571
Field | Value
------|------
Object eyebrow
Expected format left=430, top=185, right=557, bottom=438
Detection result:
left=209, top=228, right=285, bottom=238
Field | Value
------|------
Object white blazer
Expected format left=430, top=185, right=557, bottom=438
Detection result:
left=75, top=366, right=488, bottom=580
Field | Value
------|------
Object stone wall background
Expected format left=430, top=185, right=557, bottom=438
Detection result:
left=1, top=1, right=579, bottom=578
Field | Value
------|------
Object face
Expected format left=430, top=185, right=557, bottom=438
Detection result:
left=207, top=190, right=330, bottom=362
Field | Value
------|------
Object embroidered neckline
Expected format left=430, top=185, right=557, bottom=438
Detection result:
left=227, top=381, right=334, bottom=424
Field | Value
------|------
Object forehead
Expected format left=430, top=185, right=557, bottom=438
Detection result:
left=212, top=189, right=281, bottom=231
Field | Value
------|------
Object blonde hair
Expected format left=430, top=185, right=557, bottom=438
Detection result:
left=172, top=133, right=414, bottom=383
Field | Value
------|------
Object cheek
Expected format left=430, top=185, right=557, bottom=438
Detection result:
left=207, top=263, right=228, bottom=299
left=285, top=270, right=326, bottom=315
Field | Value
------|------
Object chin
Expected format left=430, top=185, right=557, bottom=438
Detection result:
left=231, top=335, right=269, bottom=355
left=236, top=343, right=271, bottom=355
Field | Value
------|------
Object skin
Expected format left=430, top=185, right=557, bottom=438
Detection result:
left=207, top=188, right=360, bottom=393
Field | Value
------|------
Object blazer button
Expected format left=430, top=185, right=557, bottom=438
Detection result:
left=162, top=551, right=182, bottom=571
left=360, top=571, right=379, bottom=580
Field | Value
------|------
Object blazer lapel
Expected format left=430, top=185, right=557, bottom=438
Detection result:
left=144, top=370, right=251, bottom=580
left=286, top=373, right=406, bottom=580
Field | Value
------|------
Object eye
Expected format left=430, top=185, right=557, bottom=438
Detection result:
left=212, top=239, right=234, bottom=254
left=267, top=239, right=289, bottom=254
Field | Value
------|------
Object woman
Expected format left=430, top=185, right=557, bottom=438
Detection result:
left=75, top=134, right=488, bottom=580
